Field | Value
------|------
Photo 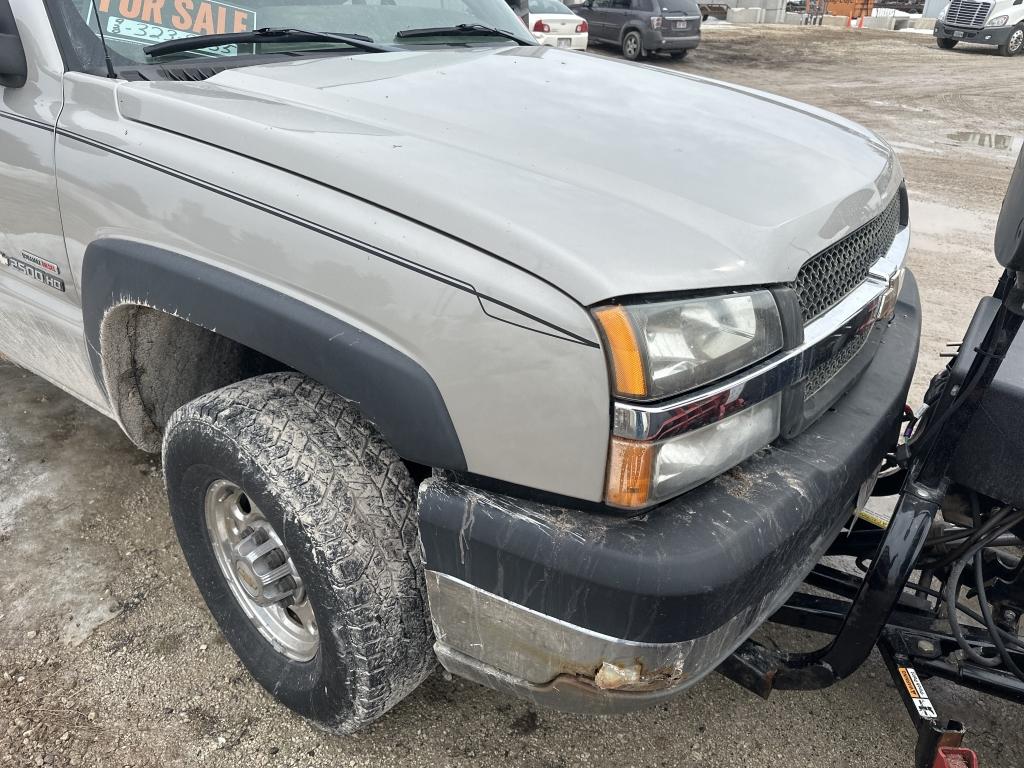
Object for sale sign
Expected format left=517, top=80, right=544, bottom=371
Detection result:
left=88, top=0, right=257, bottom=56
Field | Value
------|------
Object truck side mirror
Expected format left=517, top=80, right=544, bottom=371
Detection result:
left=0, top=1, right=27, bottom=89
left=995, top=145, right=1024, bottom=272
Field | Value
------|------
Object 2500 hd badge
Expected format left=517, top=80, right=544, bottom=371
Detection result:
left=0, top=251, right=66, bottom=293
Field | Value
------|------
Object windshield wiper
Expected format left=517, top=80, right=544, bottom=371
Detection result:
left=395, top=23, right=532, bottom=45
left=144, top=27, right=395, bottom=58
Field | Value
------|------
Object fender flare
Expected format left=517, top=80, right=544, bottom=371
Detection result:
left=81, top=238, right=466, bottom=470
left=621, top=24, right=646, bottom=44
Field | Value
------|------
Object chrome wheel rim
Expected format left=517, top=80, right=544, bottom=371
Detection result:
left=625, top=34, right=639, bottom=57
left=1011, top=29, right=1023, bottom=53
left=204, top=479, right=319, bottom=661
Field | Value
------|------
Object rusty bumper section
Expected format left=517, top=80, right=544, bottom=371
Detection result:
left=424, top=569, right=772, bottom=713
left=417, top=273, right=921, bottom=712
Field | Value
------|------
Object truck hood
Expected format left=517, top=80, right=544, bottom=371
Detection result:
left=116, top=46, right=901, bottom=306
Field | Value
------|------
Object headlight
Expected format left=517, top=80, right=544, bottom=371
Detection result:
left=989, top=14, right=1009, bottom=25
left=592, top=291, right=784, bottom=401
left=594, top=290, right=785, bottom=509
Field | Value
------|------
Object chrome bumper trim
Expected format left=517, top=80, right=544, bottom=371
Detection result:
left=614, top=225, right=910, bottom=442
left=426, top=570, right=700, bottom=688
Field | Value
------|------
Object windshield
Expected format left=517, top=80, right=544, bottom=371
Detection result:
left=58, top=0, right=531, bottom=64
left=527, top=0, right=572, bottom=12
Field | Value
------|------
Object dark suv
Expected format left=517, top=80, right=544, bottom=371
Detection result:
left=573, top=0, right=701, bottom=59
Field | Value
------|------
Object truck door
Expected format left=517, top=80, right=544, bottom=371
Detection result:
left=0, top=1, right=107, bottom=410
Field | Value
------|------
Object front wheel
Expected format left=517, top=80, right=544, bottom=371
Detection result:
left=622, top=29, right=644, bottom=60
left=998, top=24, right=1024, bottom=56
left=936, top=37, right=958, bottom=49
left=162, top=373, right=435, bottom=733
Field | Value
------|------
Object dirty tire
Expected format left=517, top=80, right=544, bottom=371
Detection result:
left=622, top=30, right=643, bottom=60
left=162, top=372, right=434, bottom=733
left=998, top=24, right=1024, bottom=56
left=936, top=37, right=958, bottom=50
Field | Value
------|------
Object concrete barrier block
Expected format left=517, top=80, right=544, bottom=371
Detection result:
left=763, top=7, right=786, bottom=22
left=912, top=17, right=936, bottom=29
left=819, top=13, right=848, bottom=25
left=784, top=11, right=804, bottom=23
left=892, top=16, right=910, bottom=28
left=726, top=6, right=765, bottom=22
left=862, top=14, right=896, bottom=29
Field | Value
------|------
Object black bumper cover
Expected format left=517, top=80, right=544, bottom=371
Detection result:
left=418, top=272, right=921, bottom=645
left=934, top=22, right=1016, bottom=45
left=644, top=29, right=701, bottom=50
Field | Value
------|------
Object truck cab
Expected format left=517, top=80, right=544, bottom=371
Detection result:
left=934, top=0, right=1024, bottom=55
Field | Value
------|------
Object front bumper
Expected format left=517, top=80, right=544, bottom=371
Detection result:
left=934, top=21, right=1016, bottom=45
left=418, top=272, right=921, bottom=712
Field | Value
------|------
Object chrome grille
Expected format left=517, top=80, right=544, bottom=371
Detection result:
left=944, top=0, right=991, bottom=28
left=804, top=331, right=870, bottom=397
left=791, top=194, right=902, bottom=324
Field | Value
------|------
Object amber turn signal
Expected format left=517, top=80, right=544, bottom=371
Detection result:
left=605, top=437, right=654, bottom=508
left=593, top=306, right=647, bottom=398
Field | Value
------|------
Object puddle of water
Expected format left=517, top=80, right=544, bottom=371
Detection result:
left=889, top=140, right=942, bottom=155
left=947, top=131, right=1024, bottom=153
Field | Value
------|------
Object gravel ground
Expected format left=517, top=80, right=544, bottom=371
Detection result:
left=3, top=23, right=1024, bottom=768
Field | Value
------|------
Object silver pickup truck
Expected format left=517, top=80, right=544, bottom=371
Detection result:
left=0, top=0, right=917, bottom=734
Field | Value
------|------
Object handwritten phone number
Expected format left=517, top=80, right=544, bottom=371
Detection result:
left=106, top=17, right=238, bottom=56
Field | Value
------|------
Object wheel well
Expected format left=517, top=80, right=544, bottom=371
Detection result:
left=99, top=304, right=284, bottom=452
left=83, top=239, right=466, bottom=469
